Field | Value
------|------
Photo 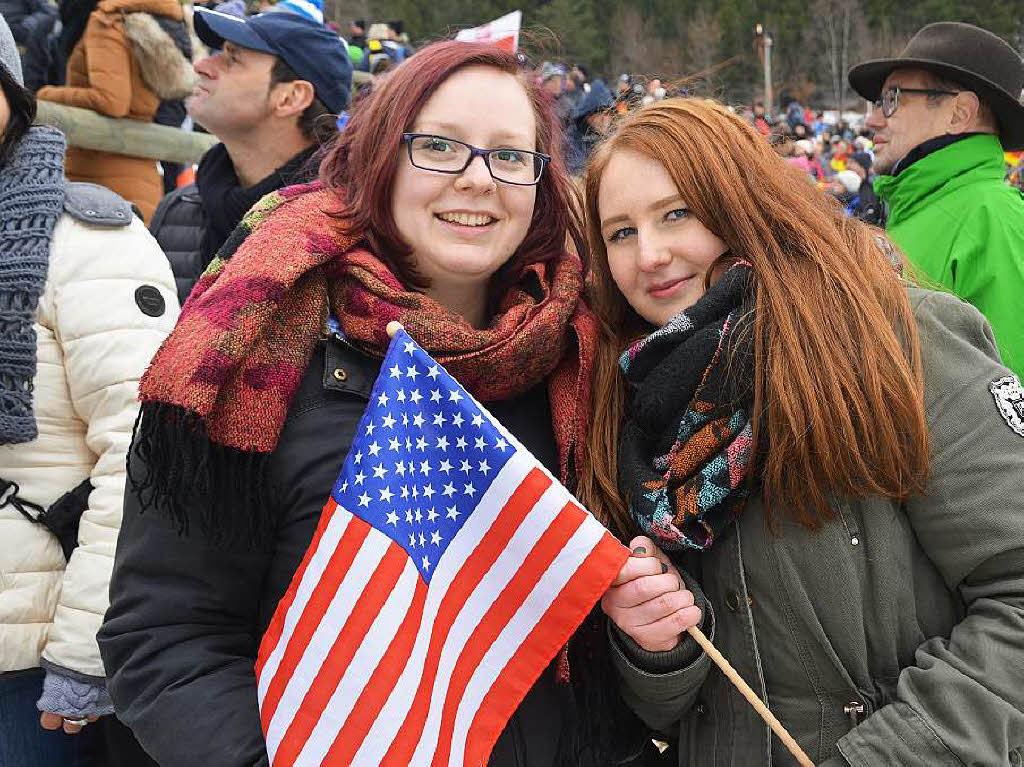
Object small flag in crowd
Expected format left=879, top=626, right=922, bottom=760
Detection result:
left=255, top=327, right=629, bottom=766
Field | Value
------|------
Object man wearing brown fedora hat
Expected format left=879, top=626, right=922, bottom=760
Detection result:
left=849, top=21, right=1024, bottom=375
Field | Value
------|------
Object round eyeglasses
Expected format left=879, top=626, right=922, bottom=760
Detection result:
left=873, top=86, right=959, bottom=118
left=401, top=133, right=550, bottom=186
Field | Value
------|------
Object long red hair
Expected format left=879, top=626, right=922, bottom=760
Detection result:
left=577, top=99, right=929, bottom=533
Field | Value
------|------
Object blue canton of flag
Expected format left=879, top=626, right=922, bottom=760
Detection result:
left=330, top=329, right=515, bottom=581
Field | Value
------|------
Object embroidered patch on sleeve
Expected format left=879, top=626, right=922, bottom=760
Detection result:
left=990, top=375, right=1024, bottom=437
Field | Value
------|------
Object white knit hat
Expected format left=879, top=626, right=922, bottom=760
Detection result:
left=0, top=12, right=24, bottom=85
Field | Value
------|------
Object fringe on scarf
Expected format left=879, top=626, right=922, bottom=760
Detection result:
left=127, top=402, right=275, bottom=548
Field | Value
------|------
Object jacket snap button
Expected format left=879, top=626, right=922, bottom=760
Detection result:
left=694, top=702, right=707, bottom=716
left=725, top=590, right=741, bottom=612
left=333, top=368, right=348, bottom=382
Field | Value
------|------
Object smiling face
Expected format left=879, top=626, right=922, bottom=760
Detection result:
left=598, top=149, right=728, bottom=326
left=391, top=65, right=538, bottom=315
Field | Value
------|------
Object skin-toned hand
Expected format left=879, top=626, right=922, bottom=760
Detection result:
left=601, top=536, right=702, bottom=652
left=40, top=710, right=100, bottom=735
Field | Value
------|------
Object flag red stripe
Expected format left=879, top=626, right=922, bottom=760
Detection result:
left=272, top=542, right=409, bottom=767
left=430, top=502, right=585, bottom=767
left=260, top=515, right=371, bottom=732
left=463, top=531, right=630, bottom=767
left=380, top=467, right=552, bottom=766
left=256, top=497, right=340, bottom=676
left=324, top=579, right=428, bottom=766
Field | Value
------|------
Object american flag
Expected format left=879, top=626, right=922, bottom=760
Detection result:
left=255, top=328, right=629, bottom=767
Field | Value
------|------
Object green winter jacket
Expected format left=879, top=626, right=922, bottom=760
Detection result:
left=874, top=134, right=1024, bottom=375
left=611, top=288, right=1024, bottom=765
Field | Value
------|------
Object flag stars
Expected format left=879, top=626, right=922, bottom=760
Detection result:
left=368, top=441, right=382, bottom=457
left=435, top=435, right=449, bottom=451
left=396, top=389, right=406, bottom=403
left=446, top=505, right=460, bottom=520
left=471, top=413, right=484, bottom=428
left=410, top=389, right=422, bottom=404
left=377, top=392, right=389, bottom=407
left=422, top=555, right=431, bottom=571
left=420, top=460, right=432, bottom=476
left=404, top=341, right=416, bottom=354
left=427, top=507, right=438, bottom=523
left=412, top=413, right=425, bottom=428
left=433, top=412, right=447, bottom=427
left=448, top=390, right=463, bottom=404
left=416, top=436, right=428, bottom=451
left=401, top=413, right=409, bottom=427
left=439, top=459, right=453, bottom=474
left=478, top=459, right=491, bottom=475
left=389, top=364, right=403, bottom=378
left=494, top=437, right=509, bottom=452
left=386, top=510, right=399, bottom=526
left=365, top=421, right=376, bottom=436
left=422, top=484, right=435, bottom=499
left=456, top=436, right=468, bottom=451
left=408, top=533, right=416, bottom=547
left=451, top=412, right=464, bottom=428
left=378, top=486, right=394, bottom=503
left=415, top=508, right=423, bottom=523
left=460, top=460, right=472, bottom=474
left=442, top=482, right=456, bottom=497
left=419, top=532, right=426, bottom=547
left=382, top=413, right=396, bottom=429
left=430, top=389, right=442, bottom=404
left=339, top=480, right=348, bottom=493
left=474, top=436, right=487, bottom=451
left=405, top=509, right=414, bottom=524
left=389, top=437, right=401, bottom=452
left=358, top=492, right=371, bottom=507
left=427, top=365, right=440, bottom=380
left=401, top=486, right=410, bottom=499
left=430, top=530, right=442, bottom=546
left=372, top=464, right=388, bottom=479
left=406, top=366, right=419, bottom=381
left=355, top=470, right=366, bottom=485
left=354, top=451, right=362, bottom=464
left=463, top=483, right=477, bottom=497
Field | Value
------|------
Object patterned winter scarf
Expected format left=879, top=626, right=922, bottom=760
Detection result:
left=0, top=127, right=66, bottom=445
left=133, top=182, right=597, bottom=544
left=616, top=264, right=756, bottom=551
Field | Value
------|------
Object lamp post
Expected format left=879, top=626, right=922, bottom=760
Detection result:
left=755, top=23, right=774, bottom=116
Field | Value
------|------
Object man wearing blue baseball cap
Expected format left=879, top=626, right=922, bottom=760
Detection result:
left=150, top=8, right=352, bottom=304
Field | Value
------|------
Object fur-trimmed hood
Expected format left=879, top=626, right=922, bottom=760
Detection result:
left=118, top=1, right=197, bottom=101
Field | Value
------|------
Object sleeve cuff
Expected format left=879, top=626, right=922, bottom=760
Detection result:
left=36, top=668, right=114, bottom=718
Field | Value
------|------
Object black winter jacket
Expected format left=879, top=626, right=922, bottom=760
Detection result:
left=99, top=335, right=574, bottom=767
left=148, top=183, right=204, bottom=305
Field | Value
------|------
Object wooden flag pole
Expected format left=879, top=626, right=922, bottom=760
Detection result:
left=686, top=625, right=814, bottom=766
left=387, top=319, right=812, bottom=765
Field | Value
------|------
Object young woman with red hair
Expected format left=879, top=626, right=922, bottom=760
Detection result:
left=97, top=41, right=651, bottom=766
left=579, top=98, right=1024, bottom=765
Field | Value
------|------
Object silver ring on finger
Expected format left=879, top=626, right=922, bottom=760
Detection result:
left=63, top=717, right=88, bottom=727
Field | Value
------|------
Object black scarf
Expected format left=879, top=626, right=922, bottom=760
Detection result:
left=617, top=264, right=756, bottom=551
left=195, top=142, right=318, bottom=263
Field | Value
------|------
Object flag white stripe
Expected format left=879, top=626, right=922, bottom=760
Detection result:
left=350, top=452, right=534, bottom=765
left=409, top=481, right=572, bottom=764
left=449, top=516, right=606, bottom=767
left=264, top=528, right=390, bottom=757
left=258, top=506, right=356, bottom=703
left=295, top=558, right=421, bottom=767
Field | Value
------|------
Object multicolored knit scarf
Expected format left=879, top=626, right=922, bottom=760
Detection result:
left=133, top=182, right=597, bottom=544
left=616, top=264, right=755, bottom=551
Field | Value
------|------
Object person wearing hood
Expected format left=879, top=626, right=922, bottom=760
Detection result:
left=36, top=0, right=194, bottom=222
left=566, top=77, right=613, bottom=177
left=845, top=150, right=882, bottom=224
left=849, top=21, right=1024, bottom=375
left=0, top=13, right=178, bottom=766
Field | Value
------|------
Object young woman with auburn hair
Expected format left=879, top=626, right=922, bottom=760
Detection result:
left=98, top=40, right=655, bottom=766
left=579, top=98, right=1024, bottom=765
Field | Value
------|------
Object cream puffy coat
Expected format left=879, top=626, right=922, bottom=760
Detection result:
left=0, top=211, right=178, bottom=679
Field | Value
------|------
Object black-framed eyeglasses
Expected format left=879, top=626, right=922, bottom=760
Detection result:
left=401, top=133, right=550, bottom=186
left=873, top=86, right=960, bottom=118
